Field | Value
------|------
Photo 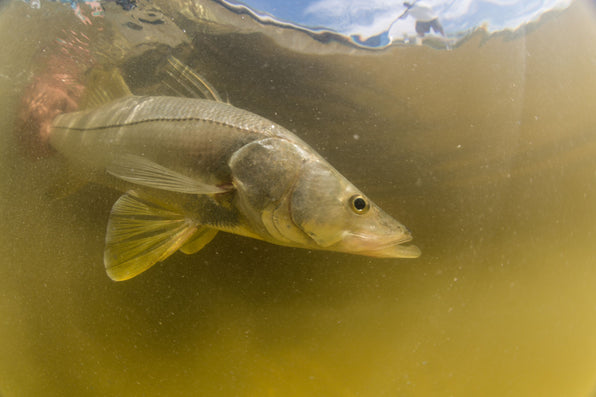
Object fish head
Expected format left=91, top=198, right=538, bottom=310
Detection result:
left=230, top=138, right=419, bottom=258
left=288, top=159, right=421, bottom=258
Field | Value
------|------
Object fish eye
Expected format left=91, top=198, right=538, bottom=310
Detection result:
left=349, top=195, right=369, bottom=214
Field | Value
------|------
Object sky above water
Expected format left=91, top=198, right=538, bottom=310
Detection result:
left=218, top=0, right=574, bottom=47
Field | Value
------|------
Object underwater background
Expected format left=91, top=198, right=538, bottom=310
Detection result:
left=1, top=0, right=596, bottom=395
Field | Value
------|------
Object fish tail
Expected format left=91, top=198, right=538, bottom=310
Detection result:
left=16, top=68, right=85, bottom=158
left=16, top=30, right=94, bottom=158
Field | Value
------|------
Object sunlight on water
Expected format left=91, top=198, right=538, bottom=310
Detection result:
left=1, top=1, right=596, bottom=396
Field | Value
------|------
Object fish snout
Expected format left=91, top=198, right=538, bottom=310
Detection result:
left=391, top=223, right=413, bottom=242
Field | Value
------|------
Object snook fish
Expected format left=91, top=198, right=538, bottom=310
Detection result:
left=47, top=63, right=420, bottom=281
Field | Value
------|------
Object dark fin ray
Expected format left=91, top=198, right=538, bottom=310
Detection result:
left=161, top=56, right=223, bottom=102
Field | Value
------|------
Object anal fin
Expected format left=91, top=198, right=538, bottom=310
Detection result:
left=180, top=227, right=218, bottom=255
left=104, top=191, right=202, bottom=281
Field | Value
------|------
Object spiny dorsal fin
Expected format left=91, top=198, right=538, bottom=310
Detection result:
left=79, top=66, right=132, bottom=110
left=161, top=56, right=223, bottom=102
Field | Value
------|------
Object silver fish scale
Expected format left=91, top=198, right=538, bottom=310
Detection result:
left=49, top=95, right=309, bottom=191
left=52, top=96, right=287, bottom=139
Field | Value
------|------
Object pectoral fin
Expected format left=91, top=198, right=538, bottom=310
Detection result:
left=107, top=154, right=229, bottom=195
left=105, top=191, right=200, bottom=281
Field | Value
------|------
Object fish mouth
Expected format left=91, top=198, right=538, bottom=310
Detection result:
left=338, top=232, right=421, bottom=259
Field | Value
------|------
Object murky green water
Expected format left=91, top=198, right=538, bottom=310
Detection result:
left=1, top=1, right=596, bottom=396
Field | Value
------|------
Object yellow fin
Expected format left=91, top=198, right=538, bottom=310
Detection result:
left=104, top=191, right=198, bottom=281
left=160, top=56, right=223, bottom=102
left=79, top=66, right=133, bottom=109
left=179, top=227, right=218, bottom=255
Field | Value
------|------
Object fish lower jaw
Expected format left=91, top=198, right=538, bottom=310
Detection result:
left=360, top=243, right=421, bottom=259
left=337, top=234, right=421, bottom=259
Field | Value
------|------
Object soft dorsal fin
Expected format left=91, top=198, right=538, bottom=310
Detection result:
left=79, top=66, right=133, bottom=109
left=161, top=56, right=223, bottom=102
left=106, top=154, right=230, bottom=194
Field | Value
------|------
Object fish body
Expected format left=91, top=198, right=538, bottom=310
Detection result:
left=50, top=92, right=420, bottom=281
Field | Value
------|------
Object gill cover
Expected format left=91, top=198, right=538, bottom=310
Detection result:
left=229, top=138, right=312, bottom=246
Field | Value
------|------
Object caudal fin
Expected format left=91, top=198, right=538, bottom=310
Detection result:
left=17, top=71, right=84, bottom=158
left=16, top=29, right=93, bottom=158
